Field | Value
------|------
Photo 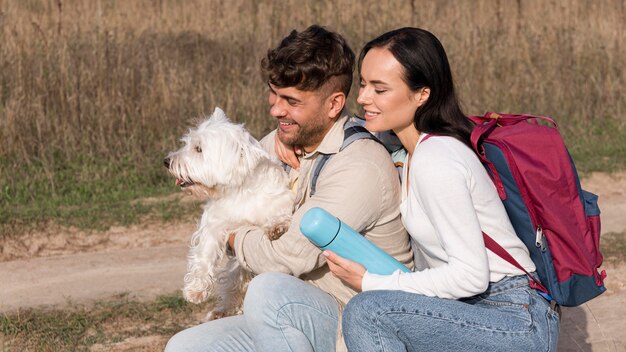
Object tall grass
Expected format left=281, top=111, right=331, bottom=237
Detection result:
left=1, top=0, right=624, bottom=234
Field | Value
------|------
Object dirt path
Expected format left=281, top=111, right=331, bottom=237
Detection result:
left=0, top=221, right=194, bottom=311
left=1, top=172, right=625, bottom=351
left=0, top=245, right=187, bottom=311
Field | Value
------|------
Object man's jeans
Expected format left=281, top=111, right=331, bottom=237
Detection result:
left=343, top=274, right=560, bottom=351
left=165, top=272, right=339, bottom=352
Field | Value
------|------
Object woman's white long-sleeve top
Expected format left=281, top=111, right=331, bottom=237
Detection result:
left=362, top=134, right=536, bottom=299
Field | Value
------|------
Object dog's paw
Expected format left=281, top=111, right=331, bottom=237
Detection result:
left=203, top=309, right=229, bottom=322
left=183, top=289, right=209, bottom=304
left=266, top=223, right=289, bottom=241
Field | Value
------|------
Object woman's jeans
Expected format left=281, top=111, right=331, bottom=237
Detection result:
left=164, top=272, right=339, bottom=352
left=342, top=275, right=560, bottom=351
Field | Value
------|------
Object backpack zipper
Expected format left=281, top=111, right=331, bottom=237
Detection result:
left=535, top=225, right=546, bottom=251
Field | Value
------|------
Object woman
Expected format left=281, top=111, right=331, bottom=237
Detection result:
left=320, top=28, right=560, bottom=351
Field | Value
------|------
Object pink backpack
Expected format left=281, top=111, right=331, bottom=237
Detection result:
left=469, top=112, right=606, bottom=307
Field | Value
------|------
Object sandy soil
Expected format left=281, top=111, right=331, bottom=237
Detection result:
left=1, top=172, right=625, bottom=351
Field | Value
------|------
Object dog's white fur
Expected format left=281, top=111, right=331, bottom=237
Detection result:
left=165, top=107, right=293, bottom=320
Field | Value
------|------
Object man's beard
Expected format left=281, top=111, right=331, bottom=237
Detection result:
left=277, top=118, right=328, bottom=149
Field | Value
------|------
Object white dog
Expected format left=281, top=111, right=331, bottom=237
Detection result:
left=164, top=107, right=293, bottom=320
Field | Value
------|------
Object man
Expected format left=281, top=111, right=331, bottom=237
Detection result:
left=165, top=25, right=412, bottom=352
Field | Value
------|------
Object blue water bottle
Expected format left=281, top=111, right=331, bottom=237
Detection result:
left=300, top=207, right=411, bottom=275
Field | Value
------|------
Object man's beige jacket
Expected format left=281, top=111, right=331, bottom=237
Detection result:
left=232, top=113, right=413, bottom=351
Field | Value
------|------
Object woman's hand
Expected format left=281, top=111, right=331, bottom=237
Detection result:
left=274, top=133, right=301, bottom=169
left=323, top=250, right=366, bottom=292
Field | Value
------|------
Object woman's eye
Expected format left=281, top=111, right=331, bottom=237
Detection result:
left=375, top=89, right=387, bottom=94
left=195, top=146, right=202, bottom=153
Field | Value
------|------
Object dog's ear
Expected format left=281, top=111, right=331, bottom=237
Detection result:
left=198, top=107, right=230, bottom=130
left=237, top=133, right=266, bottom=170
left=212, top=107, right=230, bottom=122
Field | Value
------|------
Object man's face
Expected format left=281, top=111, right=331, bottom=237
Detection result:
left=268, top=83, right=334, bottom=153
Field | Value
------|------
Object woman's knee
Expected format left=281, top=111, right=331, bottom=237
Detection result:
left=343, top=291, right=381, bottom=328
left=346, top=291, right=384, bottom=314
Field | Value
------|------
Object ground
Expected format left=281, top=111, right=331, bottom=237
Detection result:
left=1, top=172, right=625, bottom=351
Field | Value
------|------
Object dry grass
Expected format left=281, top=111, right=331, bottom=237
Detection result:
left=0, top=0, right=624, bottom=232
left=0, top=292, right=211, bottom=351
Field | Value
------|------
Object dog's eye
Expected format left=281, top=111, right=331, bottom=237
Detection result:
left=195, top=146, right=202, bottom=153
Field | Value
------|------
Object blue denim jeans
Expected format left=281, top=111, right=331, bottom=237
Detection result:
left=342, top=275, right=560, bottom=351
left=165, top=272, right=339, bottom=352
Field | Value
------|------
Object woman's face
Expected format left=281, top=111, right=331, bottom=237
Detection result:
left=357, top=47, right=424, bottom=133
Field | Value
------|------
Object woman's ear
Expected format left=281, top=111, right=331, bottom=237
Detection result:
left=327, top=92, right=346, bottom=120
left=416, top=87, right=431, bottom=107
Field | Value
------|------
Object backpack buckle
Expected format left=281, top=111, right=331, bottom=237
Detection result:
left=488, top=112, right=502, bottom=120
left=488, top=112, right=503, bottom=127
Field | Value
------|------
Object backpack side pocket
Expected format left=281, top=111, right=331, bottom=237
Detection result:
left=582, top=190, right=605, bottom=286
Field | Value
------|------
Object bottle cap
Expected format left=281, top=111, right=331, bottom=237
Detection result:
left=300, top=207, right=341, bottom=248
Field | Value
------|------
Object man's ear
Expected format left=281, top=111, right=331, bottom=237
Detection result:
left=416, top=87, right=430, bottom=107
left=327, top=92, right=346, bottom=120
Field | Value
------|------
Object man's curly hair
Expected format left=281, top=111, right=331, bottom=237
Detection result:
left=261, top=25, right=355, bottom=96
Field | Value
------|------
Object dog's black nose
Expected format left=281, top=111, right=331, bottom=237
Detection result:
left=163, top=157, right=171, bottom=168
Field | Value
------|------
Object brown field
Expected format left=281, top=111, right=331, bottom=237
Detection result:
left=0, top=1, right=624, bottom=232
left=1, top=0, right=624, bottom=171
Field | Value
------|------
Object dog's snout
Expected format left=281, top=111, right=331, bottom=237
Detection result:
left=164, top=157, right=171, bottom=169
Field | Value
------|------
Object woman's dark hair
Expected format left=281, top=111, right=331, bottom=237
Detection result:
left=358, top=27, right=473, bottom=147
left=262, top=25, right=355, bottom=96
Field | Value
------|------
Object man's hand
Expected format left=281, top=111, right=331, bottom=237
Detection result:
left=323, top=250, right=366, bottom=291
left=228, top=233, right=236, bottom=253
left=274, top=133, right=301, bottom=169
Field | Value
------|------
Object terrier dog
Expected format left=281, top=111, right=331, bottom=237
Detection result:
left=164, top=107, right=293, bottom=320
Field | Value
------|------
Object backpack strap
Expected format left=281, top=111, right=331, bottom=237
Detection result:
left=309, top=119, right=380, bottom=197
left=481, top=232, right=549, bottom=294
left=470, top=112, right=557, bottom=127
left=350, top=116, right=406, bottom=176
left=469, top=117, right=507, bottom=200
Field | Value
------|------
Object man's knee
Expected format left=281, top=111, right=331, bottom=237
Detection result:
left=243, top=272, right=293, bottom=315
left=164, top=329, right=194, bottom=352
left=246, top=272, right=290, bottom=296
